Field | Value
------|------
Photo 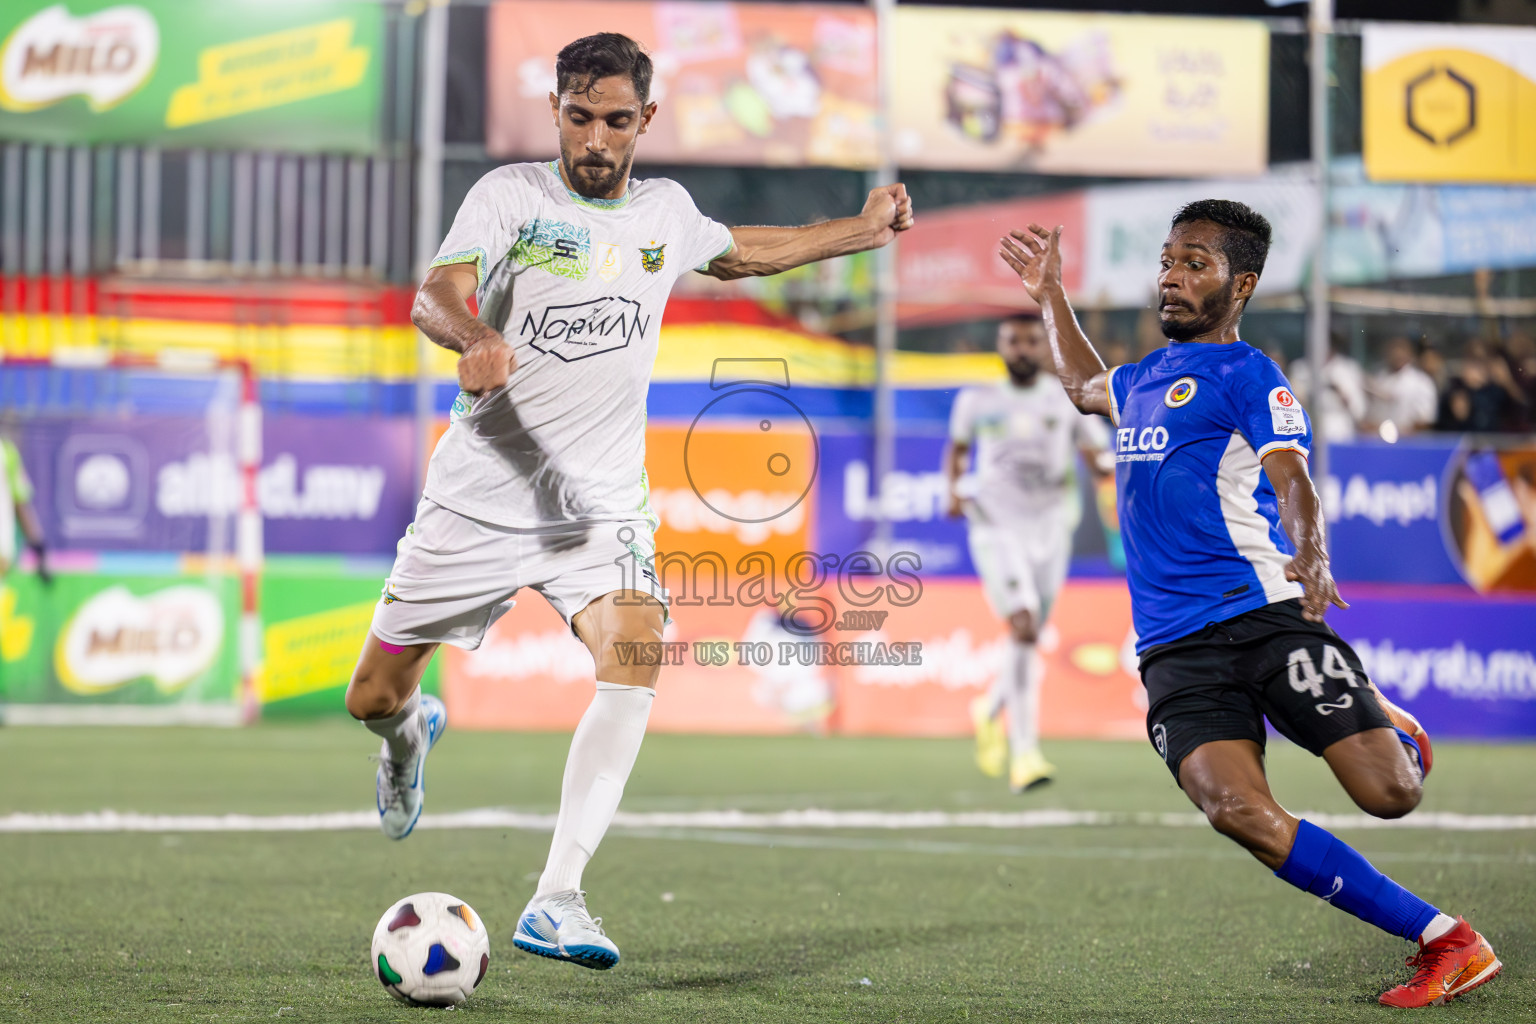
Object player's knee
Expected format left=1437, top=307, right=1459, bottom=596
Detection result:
left=1009, top=611, right=1037, bottom=643
left=594, top=630, right=666, bottom=688
left=346, top=666, right=403, bottom=721
left=1199, top=789, right=1271, bottom=845
left=1354, top=776, right=1422, bottom=820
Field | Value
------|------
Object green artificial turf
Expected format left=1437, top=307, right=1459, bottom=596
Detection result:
left=1, top=725, right=1531, bottom=1022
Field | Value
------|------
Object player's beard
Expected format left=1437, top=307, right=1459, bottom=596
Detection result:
left=1159, top=281, right=1237, bottom=342
left=560, top=141, right=634, bottom=200
left=1005, top=357, right=1039, bottom=385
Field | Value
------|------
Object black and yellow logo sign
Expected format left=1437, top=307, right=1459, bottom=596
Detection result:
left=1364, top=36, right=1536, bottom=184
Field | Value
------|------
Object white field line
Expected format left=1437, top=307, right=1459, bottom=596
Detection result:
left=2, top=808, right=1535, bottom=834
left=613, top=828, right=1536, bottom=866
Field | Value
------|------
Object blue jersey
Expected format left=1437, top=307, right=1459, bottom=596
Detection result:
left=1107, top=342, right=1311, bottom=654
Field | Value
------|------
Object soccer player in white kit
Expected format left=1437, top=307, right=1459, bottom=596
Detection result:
left=943, top=315, right=1111, bottom=793
left=342, top=33, right=913, bottom=971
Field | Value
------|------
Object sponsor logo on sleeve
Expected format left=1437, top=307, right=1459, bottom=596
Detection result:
left=1268, top=386, right=1307, bottom=435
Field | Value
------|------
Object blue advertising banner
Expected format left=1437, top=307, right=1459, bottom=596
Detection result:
left=1325, top=438, right=1536, bottom=592
left=815, top=432, right=974, bottom=576
left=19, top=415, right=415, bottom=555
left=1323, top=440, right=1463, bottom=586
left=1333, top=590, right=1536, bottom=739
left=812, top=429, right=1113, bottom=578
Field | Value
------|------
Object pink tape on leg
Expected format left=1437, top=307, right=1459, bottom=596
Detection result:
left=378, top=640, right=406, bottom=655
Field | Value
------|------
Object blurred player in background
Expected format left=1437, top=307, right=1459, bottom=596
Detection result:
left=1000, top=201, right=1501, bottom=1008
left=944, top=315, right=1110, bottom=792
left=0, top=423, right=49, bottom=583
left=344, top=33, right=912, bottom=972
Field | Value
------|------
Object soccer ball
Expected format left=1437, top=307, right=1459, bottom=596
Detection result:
left=370, top=892, right=490, bottom=1006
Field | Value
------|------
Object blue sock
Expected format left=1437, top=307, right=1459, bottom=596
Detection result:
left=1393, top=726, right=1425, bottom=778
left=1275, top=820, right=1440, bottom=941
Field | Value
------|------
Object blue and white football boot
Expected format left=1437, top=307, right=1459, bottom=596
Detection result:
left=374, top=693, right=447, bottom=840
left=513, top=890, right=620, bottom=970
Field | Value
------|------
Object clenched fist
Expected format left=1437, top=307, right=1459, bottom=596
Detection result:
left=862, top=183, right=915, bottom=249
left=458, top=335, right=516, bottom=396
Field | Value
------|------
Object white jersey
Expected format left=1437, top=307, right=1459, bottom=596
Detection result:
left=949, top=376, right=1109, bottom=529
left=424, top=161, right=735, bottom=528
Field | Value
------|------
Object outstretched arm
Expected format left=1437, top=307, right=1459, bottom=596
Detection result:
left=998, top=224, right=1111, bottom=418
left=411, top=262, right=516, bottom=396
left=703, top=184, right=914, bottom=281
left=1264, top=450, right=1347, bottom=623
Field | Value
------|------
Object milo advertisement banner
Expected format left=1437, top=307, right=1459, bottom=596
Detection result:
left=0, top=1, right=382, bottom=152
left=0, top=571, right=239, bottom=716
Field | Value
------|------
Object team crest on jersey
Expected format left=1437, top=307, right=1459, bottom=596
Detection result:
left=1164, top=377, right=1198, bottom=408
left=639, top=242, right=666, bottom=273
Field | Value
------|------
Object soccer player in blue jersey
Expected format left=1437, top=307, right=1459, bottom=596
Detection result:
left=998, top=201, right=1501, bottom=1008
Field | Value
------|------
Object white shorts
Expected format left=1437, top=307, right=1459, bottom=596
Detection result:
left=966, top=523, right=1071, bottom=622
left=370, top=498, right=667, bottom=651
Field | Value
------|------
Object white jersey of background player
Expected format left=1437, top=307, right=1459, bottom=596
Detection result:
left=944, top=315, right=1111, bottom=793
left=342, top=33, right=913, bottom=972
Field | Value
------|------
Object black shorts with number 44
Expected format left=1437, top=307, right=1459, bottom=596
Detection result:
left=1140, top=598, right=1393, bottom=782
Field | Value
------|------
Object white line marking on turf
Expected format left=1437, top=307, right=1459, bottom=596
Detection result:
left=2, top=808, right=1536, bottom=833
left=612, top=828, right=1536, bottom=866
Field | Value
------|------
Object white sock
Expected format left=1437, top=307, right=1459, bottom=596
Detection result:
left=1420, top=913, right=1457, bottom=945
left=984, top=637, right=1015, bottom=720
left=536, top=681, right=655, bottom=897
left=1004, top=640, right=1040, bottom=758
left=363, top=688, right=422, bottom=762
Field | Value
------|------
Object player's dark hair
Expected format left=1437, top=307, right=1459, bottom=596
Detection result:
left=1001, top=312, right=1041, bottom=325
left=1170, top=199, right=1272, bottom=279
left=556, top=33, right=653, bottom=103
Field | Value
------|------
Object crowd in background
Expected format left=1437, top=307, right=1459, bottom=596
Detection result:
left=1287, top=330, right=1536, bottom=441
left=941, top=311, right=1536, bottom=440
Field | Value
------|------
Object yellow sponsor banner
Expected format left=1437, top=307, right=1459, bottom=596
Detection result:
left=2, top=312, right=1002, bottom=388
left=1363, top=23, right=1536, bottom=184
left=165, top=18, right=370, bottom=129
left=891, top=8, right=1268, bottom=176
left=0, top=313, right=419, bottom=381
left=261, top=600, right=376, bottom=704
